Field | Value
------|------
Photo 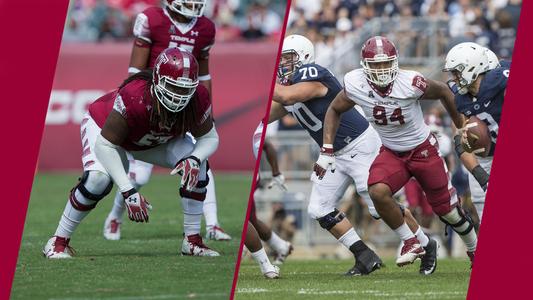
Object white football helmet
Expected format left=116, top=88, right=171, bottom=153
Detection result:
left=485, top=47, right=500, bottom=70
left=278, top=35, right=315, bottom=83
left=443, top=42, right=490, bottom=95
left=166, top=0, right=206, bottom=18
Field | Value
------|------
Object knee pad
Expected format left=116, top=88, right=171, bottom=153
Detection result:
left=316, top=209, right=346, bottom=230
left=70, top=171, right=113, bottom=211
left=439, top=206, right=475, bottom=236
left=180, top=186, right=207, bottom=201
left=77, top=171, right=113, bottom=201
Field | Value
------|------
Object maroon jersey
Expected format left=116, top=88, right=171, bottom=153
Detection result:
left=133, top=6, right=216, bottom=68
left=88, top=79, right=212, bottom=151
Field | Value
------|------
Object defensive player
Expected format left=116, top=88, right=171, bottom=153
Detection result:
left=44, top=48, right=220, bottom=258
left=445, top=43, right=510, bottom=222
left=250, top=121, right=293, bottom=265
left=103, top=0, right=231, bottom=241
left=316, top=36, right=478, bottom=267
left=273, top=35, right=437, bottom=275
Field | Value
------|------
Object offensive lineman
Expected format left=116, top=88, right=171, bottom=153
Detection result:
left=445, top=43, right=510, bottom=222
left=103, top=0, right=231, bottom=241
left=44, top=48, right=220, bottom=258
left=316, top=36, right=478, bottom=267
left=272, top=35, right=438, bottom=275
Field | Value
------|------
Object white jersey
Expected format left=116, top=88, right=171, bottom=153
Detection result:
left=344, top=69, right=431, bottom=152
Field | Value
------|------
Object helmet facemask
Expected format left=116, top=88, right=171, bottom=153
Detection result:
left=361, top=55, right=399, bottom=87
left=152, top=74, right=198, bottom=113
left=167, top=0, right=206, bottom=18
left=444, top=64, right=471, bottom=95
left=277, top=50, right=301, bottom=85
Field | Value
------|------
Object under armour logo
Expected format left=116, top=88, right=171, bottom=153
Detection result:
left=191, top=30, right=199, bottom=36
left=421, top=150, right=429, bottom=158
left=368, top=90, right=374, bottom=98
left=128, top=198, right=137, bottom=204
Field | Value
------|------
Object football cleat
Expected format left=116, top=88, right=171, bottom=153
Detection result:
left=345, top=248, right=383, bottom=276
left=43, top=236, right=75, bottom=259
left=181, top=234, right=220, bottom=257
left=263, top=265, right=280, bottom=279
left=420, top=238, right=439, bottom=275
left=205, top=225, right=232, bottom=241
left=103, top=218, right=122, bottom=241
left=396, top=237, right=425, bottom=267
left=273, top=242, right=293, bottom=265
left=467, top=250, right=475, bottom=269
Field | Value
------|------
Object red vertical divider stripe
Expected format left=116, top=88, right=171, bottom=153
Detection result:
left=467, top=1, right=531, bottom=299
left=0, top=1, right=69, bottom=299
left=228, top=1, right=292, bottom=299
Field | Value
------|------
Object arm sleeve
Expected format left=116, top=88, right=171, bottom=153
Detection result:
left=94, top=135, right=134, bottom=193
left=133, top=12, right=151, bottom=43
left=190, top=125, right=219, bottom=162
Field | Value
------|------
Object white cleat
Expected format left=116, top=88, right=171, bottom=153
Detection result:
left=396, top=237, right=426, bottom=267
left=273, top=242, right=293, bottom=265
left=103, top=218, right=121, bottom=241
left=43, top=236, right=74, bottom=259
left=206, top=225, right=232, bottom=241
left=263, top=265, right=280, bottom=279
left=181, top=234, right=220, bottom=257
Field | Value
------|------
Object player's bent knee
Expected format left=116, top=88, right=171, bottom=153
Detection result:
left=78, top=171, right=113, bottom=201
left=316, top=209, right=346, bottom=230
left=439, top=206, right=475, bottom=236
left=368, top=183, right=391, bottom=204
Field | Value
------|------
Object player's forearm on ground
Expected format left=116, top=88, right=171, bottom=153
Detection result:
left=190, top=125, right=219, bottom=162
left=94, top=135, right=133, bottom=193
left=264, top=141, right=281, bottom=176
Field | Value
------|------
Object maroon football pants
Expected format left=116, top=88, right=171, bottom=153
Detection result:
left=368, top=135, right=458, bottom=216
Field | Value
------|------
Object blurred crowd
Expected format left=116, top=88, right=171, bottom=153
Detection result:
left=287, top=0, right=521, bottom=65
left=63, top=0, right=285, bottom=42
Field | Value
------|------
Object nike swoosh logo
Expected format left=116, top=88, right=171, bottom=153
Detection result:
left=484, top=101, right=491, bottom=107
left=351, top=153, right=357, bottom=158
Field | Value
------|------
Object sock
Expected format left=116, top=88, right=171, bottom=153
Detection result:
left=54, top=189, right=97, bottom=238
left=182, top=198, right=204, bottom=236
left=338, top=228, right=362, bottom=250
left=203, top=169, right=218, bottom=229
left=267, top=231, right=288, bottom=253
left=394, top=222, right=416, bottom=241
left=108, top=190, right=126, bottom=221
left=251, top=247, right=276, bottom=274
left=415, top=227, right=430, bottom=247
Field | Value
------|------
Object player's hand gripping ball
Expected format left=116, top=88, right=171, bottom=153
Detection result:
left=461, top=116, right=491, bottom=157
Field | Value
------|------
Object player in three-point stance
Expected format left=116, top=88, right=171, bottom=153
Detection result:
left=44, top=48, right=220, bottom=258
left=273, top=35, right=437, bottom=275
left=316, top=36, right=478, bottom=268
left=103, top=0, right=231, bottom=241
left=444, top=42, right=510, bottom=223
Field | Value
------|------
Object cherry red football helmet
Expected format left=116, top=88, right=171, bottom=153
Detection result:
left=166, top=0, right=206, bottom=18
left=152, top=47, right=199, bottom=112
left=360, top=36, right=399, bottom=87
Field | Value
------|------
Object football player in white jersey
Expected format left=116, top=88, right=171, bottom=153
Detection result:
left=316, top=36, right=478, bottom=267
left=271, top=35, right=439, bottom=275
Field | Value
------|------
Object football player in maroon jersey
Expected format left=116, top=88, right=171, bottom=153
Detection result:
left=44, top=48, right=221, bottom=258
left=104, top=0, right=231, bottom=242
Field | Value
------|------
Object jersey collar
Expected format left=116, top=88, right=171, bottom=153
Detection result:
left=163, top=8, right=198, bottom=35
left=368, top=80, right=394, bottom=98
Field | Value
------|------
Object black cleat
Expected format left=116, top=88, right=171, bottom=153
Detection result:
left=420, top=238, right=438, bottom=275
left=345, top=248, right=383, bottom=276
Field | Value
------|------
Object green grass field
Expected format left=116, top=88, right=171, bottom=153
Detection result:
left=236, top=258, right=471, bottom=300
left=11, top=172, right=251, bottom=300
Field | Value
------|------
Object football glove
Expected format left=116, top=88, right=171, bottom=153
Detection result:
left=313, top=144, right=335, bottom=180
left=122, top=188, right=152, bottom=223
left=268, top=173, right=288, bottom=191
left=171, top=156, right=201, bottom=191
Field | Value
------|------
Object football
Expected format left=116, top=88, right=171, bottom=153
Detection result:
left=463, top=116, right=491, bottom=157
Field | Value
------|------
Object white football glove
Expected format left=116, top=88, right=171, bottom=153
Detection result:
left=268, top=173, right=288, bottom=191
left=171, top=156, right=201, bottom=191
left=122, top=189, right=152, bottom=223
left=313, top=144, right=335, bottom=180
